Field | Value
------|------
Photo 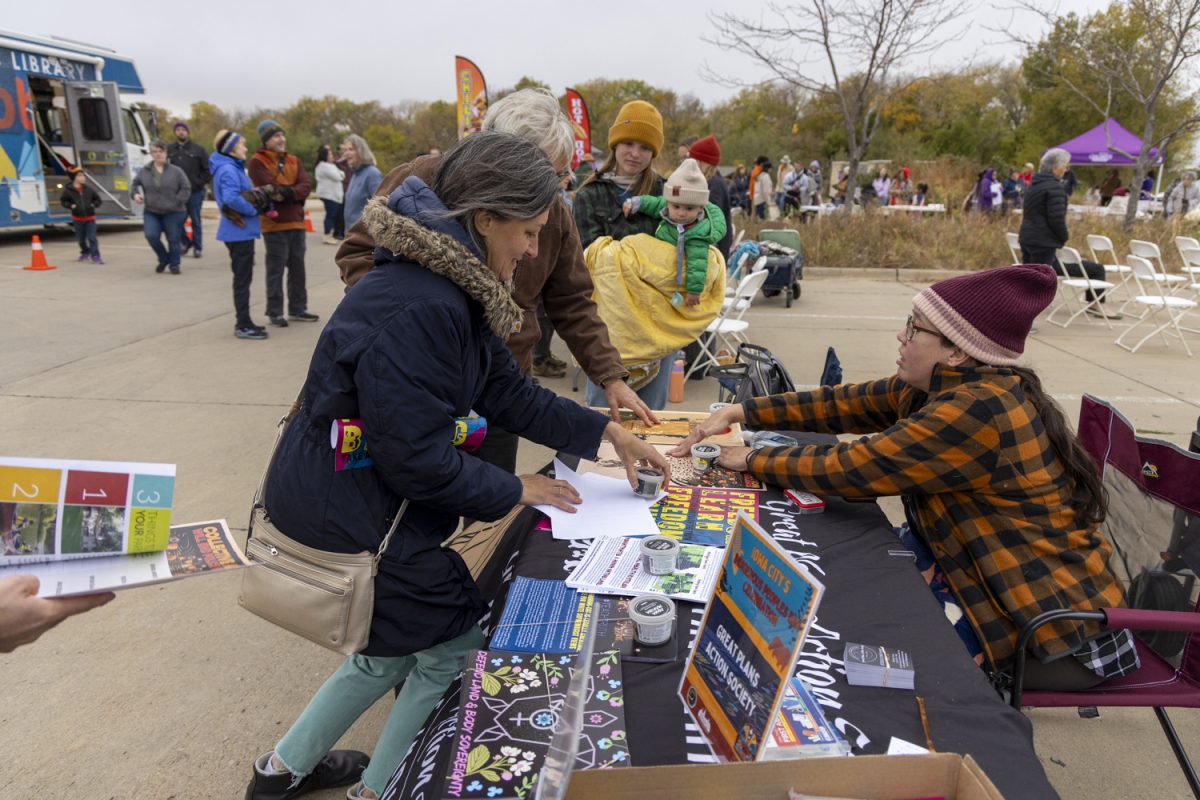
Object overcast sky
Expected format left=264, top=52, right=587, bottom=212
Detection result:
left=8, top=0, right=1110, bottom=117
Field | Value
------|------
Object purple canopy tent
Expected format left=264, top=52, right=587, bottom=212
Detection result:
left=1048, top=118, right=1162, bottom=166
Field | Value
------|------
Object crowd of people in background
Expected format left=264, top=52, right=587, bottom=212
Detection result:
left=107, top=102, right=1198, bottom=349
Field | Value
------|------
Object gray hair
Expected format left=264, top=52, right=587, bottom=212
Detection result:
left=1040, top=148, right=1071, bottom=172
left=1183, top=171, right=1197, bottom=182
left=433, top=131, right=560, bottom=257
left=342, top=134, right=376, bottom=167
left=483, top=88, right=574, bottom=168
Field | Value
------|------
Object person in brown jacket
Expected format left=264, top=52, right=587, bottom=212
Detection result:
left=249, top=119, right=318, bottom=327
left=336, top=89, right=656, bottom=472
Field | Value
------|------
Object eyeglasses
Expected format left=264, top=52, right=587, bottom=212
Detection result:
left=905, top=314, right=941, bottom=342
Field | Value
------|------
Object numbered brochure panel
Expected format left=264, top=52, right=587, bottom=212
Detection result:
left=679, top=512, right=824, bottom=763
left=0, top=457, right=175, bottom=562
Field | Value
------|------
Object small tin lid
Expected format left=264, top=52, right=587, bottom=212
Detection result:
left=640, top=535, right=679, bottom=554
left=692, top=443, right=720, bottom=456
left=636, top=467, right=664, bottom=480
left=628, top=594, right=676, bottom=623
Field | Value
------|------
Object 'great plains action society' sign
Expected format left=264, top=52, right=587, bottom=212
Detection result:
left=679, top=512, right=824, bottom=762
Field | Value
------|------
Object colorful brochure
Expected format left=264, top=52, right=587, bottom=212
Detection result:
left=650, top=485, right=760, bottom=547
left=1, top=456, right=174, bottom=563
left=10, top=519, right=248, bottom=597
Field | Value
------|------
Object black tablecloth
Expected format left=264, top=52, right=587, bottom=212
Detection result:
left=384, top=443, right=1057, bottom=799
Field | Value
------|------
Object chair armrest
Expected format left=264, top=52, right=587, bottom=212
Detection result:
left=1103, top=607, right=1200, bottom=634
left=1010, top=609, right=1107, bottom=709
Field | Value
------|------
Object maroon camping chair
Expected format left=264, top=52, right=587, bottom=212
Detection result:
left=1010, top=396, right=1200, bottom=797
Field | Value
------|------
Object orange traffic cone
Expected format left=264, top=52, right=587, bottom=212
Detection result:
left=185, top=218, right=193, bottom=238
left=304, top=210, right=315, bottom=233
left=23, top=235, right=57, bottom=271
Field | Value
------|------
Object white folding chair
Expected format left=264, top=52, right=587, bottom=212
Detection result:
left=1086, top=234, right=1134, bottom=300
left=725, top=253, right=765, bottom=298
left=1129, top=239, right=1189, bottom=295
left=1176, top=236, right=1200, bottom=281
left=687, top=269, right=769, bottom=380
left=1005, top=232, right=1022, bottom=265
left=1047, top=247, right=1116, bottom=329
left=1115, top=256, right=1197, bottom=356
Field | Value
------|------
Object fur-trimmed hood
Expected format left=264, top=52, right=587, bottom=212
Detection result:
left=359, top=178, right=522, bottom=338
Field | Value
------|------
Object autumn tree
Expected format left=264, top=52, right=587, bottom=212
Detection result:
left=708, top=0, right=963, bottom=209
left=1018, top=0, right=1200, bottom=228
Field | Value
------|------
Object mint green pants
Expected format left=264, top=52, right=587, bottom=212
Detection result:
left=274, top=626, right=484, bottom=794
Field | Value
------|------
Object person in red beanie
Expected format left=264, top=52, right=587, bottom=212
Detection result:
left=672, top=263, right=1138, bottom=690
left=687, top=134, right=732, bottom=261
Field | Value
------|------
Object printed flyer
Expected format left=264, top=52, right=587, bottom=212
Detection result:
left=1, top=456, right=175, bottom=563
left=490, top=578, right=598, bottom=653
left=11, top=519, right=248, bottom=597
left=650, top=485, right=759, bottom=547
left=565, top=537, right=723, bottom=604
left=679, top=512, right=824, bottom=762
left=442, top=648, right=629, bottom=799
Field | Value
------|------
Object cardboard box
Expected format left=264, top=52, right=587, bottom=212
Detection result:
left=564, top=753, right=1004, bottom=800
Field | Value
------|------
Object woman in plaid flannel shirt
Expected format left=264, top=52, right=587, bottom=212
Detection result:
left=673, top=263, right=1138, bottom=690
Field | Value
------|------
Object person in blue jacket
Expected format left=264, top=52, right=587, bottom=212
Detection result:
left=244, top=131, right=668, bottom=800
left=210, top=130, right=267, bottom=340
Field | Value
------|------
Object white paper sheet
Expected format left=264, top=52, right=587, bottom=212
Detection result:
left=886, top=736, right=930, bottom=755
left=536, top=458, right=663, bottom=540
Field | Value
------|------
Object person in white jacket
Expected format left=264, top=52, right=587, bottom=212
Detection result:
left=1167, top=172, right=1198, bottom=218
left=313, top=144, right=346, bottom=244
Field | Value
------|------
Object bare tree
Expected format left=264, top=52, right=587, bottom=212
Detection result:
left=707, top=0, right=963, bottom=210
left=1016, top=0, right=1200, bottom=229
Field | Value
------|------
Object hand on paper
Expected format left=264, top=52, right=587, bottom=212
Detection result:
left=603, top=422, right=671, bottom=489
left=717, top=446, right=753, bottom=472
left=519, top=474, right=583, bottom=513
left=0, top=575, right=114, bottom=654
left=603, top=379, right=659, bottom=427
left=668, top=404, right=747, bottom=457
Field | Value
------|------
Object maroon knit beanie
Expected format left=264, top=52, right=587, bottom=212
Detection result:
left=688, top=135, right=721, bottom=166
left=912, top=263, right=1057, bottom=365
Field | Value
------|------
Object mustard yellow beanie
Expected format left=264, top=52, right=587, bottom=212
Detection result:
left=608, top=100, right=664, bottom=156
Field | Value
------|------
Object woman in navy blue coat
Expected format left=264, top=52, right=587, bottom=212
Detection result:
left=246, top=132, right=667, bottom=800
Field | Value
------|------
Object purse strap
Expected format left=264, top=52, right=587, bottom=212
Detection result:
left=250, top=389, right=409, bottom=562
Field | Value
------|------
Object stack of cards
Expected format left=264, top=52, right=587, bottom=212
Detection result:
left=844, top=642, right=915, bottom=690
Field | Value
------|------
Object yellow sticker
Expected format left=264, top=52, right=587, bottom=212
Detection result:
left=113, top=178, right=127, bottom=190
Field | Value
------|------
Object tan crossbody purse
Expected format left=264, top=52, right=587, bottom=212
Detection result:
left=238, top=399, right=408, bottom=655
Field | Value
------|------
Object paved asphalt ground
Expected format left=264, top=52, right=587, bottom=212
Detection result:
left=2, top=222, right=1198, bottom=798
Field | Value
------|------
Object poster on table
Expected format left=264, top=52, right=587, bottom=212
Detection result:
left=679, top=511, right=824, bottom=762
left=564, top=87, right=591, bottom=170
left=454, top=55, right=488, bottom=140
left=1, top=456, right=174, bottom=563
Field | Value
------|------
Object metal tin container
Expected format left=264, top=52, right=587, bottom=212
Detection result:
left=691, top=443, right=721, bottom=473
left=628, top=594, right=676, bottom=645
left=634, top=467, right=665, bottom=498
left=639, top=535, right=680, bottom=575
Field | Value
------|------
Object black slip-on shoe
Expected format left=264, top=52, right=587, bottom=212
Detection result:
left=289, top=311, right=320, bottom=322
left=244, top=750, right=369, bottom=800
left=269, top=316, right=289, bottom=327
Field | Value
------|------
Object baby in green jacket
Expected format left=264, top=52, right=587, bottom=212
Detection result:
left=623, top=158, right=726, bottom=306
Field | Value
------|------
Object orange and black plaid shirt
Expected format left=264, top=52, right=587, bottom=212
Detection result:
left=743, top=365, right=1125, bottom=673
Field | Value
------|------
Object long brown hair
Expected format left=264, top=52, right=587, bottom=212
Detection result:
left=1010, top=365, right=1108, bottom=525
left=579, top=149, right=659, bottom=196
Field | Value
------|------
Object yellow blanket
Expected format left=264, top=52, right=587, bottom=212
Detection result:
left=584, top=234, right=726, bottom=367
